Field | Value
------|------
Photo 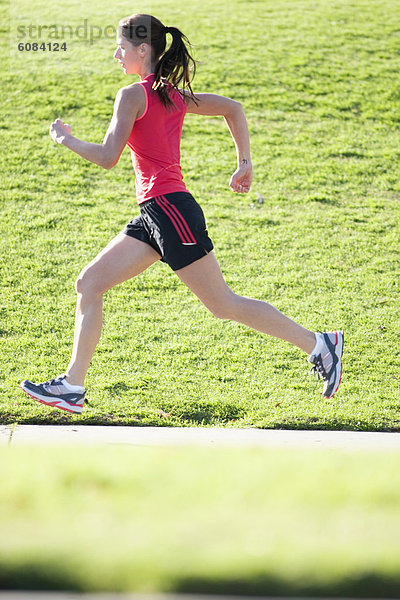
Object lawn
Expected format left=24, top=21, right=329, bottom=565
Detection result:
left=1, top=0, right=400, bottom=429
left=0, top=444, right=399, bottom=597
left=1, top=2, right=400, bottom=596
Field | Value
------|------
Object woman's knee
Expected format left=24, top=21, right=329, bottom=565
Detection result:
left=206, top=291, right=240, bottom=320
left=74, top=266, right=104, bottom=297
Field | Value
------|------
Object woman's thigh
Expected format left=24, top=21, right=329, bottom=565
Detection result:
left=174, top=252, right=235, bottom=316
left=77, top=233, right=161, bottom=295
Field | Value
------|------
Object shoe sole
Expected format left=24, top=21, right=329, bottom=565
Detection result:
left=19, top=383, right=84, bottom=414
left=324, top=331, right=344, bottom=399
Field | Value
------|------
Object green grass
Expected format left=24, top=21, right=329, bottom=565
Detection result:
left=1, top=0, right=400, bottom=429
left=1, top=444, right=400, bottom=596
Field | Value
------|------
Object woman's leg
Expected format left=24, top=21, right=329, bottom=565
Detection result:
left=175, top=252, right=316, bottom=354
left=65, top=233, right=161, bottom=386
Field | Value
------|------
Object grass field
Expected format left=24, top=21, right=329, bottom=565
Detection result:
left=1, top=0, right=400, bottom=429
left=2, top=1, right=400, bottom=596
left=0, top=444, right=400, bottom=597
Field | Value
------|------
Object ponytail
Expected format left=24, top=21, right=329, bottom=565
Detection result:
left=119, top=14, right=199, bottom=111
left=153, top=26, right=198, bottom=110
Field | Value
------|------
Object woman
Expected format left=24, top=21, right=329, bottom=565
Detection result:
left=20, top=14, right=343, bottom=414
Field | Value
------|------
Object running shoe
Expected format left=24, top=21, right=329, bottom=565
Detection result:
left=20, top=375, right=85, bottom=414
left=307, top=331, right=344, bottom=398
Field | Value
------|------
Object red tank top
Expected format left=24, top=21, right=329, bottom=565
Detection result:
left=126, top=73, right=190, bottom=204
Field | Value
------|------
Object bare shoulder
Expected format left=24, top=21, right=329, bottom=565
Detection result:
left=178, top=88, right=240, bottom=116
left=113, top=83, right=146, bottom=120
left=179, top=88, right=192, bottom=103
left=116, top=82, right=145, bottom=102
left=179, top=88, right=199, bottom=111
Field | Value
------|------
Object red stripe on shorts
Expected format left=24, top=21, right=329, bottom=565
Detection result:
left=154, top=196, right=188, bottom=243
left=155, top=196, right=197, bottom=245
left=159, top=195, right=197, bottom=245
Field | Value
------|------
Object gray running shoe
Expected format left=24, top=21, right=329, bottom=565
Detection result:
left=308, top=331, right=344, bottom=398
left=20, top=375, right=85, bottom=414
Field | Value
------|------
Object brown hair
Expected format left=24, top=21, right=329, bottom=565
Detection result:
left=119, top=13, right=199, bottom=110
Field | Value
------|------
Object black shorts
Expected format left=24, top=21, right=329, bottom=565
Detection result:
left=122, top=191, right=214, bottom=271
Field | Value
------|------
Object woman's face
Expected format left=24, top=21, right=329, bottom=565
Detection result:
left=113, top=28, right=143, bottom=75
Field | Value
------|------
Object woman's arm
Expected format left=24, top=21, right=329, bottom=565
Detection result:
left=182, top=91, right=253, bottom=193
left=49, top=84, right=145, bottom=169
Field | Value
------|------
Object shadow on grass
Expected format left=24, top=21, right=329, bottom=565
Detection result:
left=1, top=398, right=246, bottom=427
left=0, top=413, right=150, bottom=427
left=1, top=411, right=400, bottom=431
left=174, top=571, right=400, bottom=598
left=1, top=564, right=400, bottom=598
left=268, top=417, right=400, bottom=433
left=305, top=194, right=339, bottom=205
left=172, top=398, right=245, bottom=425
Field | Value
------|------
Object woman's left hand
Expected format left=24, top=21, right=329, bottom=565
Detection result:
left=49, top=118, right=72, bottom=144
left=229, top=161, right=253, bottom=194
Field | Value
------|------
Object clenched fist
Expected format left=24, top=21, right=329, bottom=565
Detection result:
left=49, top=118, right=72, bottom=144
left=229, top=160, right=253, bottom=194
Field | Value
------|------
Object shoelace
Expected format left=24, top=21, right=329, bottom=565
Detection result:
left=309, top=355, right=328, bottom=381
left=43, top=376, right=64, bottom=386
left=42, top=375, right=87, bottom=403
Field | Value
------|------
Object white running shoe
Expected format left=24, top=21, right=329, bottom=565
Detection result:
left=20, top=375, right=85, bottom=414
left=308, top=331, right=344, bottom=398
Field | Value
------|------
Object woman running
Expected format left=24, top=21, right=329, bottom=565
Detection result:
left=20, top=13, right=343, bottom=414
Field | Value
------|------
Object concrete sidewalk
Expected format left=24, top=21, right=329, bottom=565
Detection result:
left=1, top=424, right=399, bottom=449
